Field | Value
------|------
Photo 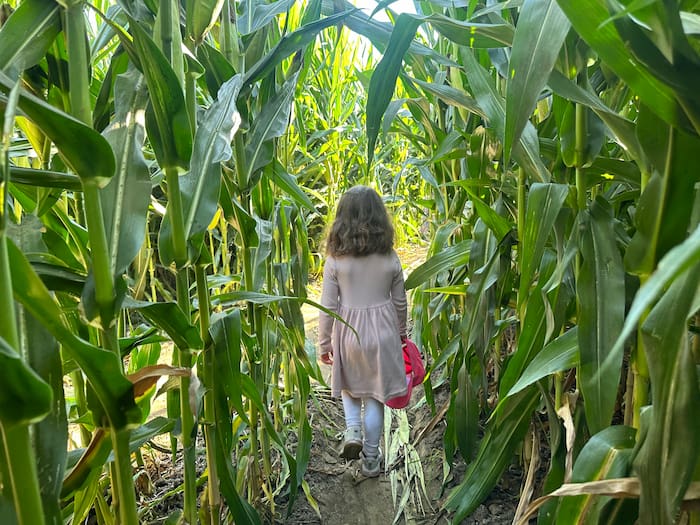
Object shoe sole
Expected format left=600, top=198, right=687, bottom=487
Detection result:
left=341, top=441, right=362, bottom=460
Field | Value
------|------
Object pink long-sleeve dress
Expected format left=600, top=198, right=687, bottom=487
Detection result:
left=318, top=251, right=409, bottom=403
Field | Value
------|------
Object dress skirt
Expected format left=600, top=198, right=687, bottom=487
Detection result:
left=330, top=299, right=409, bottom=403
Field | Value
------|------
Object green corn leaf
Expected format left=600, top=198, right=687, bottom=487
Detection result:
left=547, top=70, right=645, bottom=166
left=682, top=11, right=700, bottom=34
left=582, top=157, right=641, bottom=187
left=611, top=223, right=700, bottom=360
left=598, top=498, right=640, bottom=525
left=121, top=330, right=163, bottom=362
left=123, top=298, right=204, bottom=350
left=213, top=307, right=306, bottom=514
left=290, top=419, right=313, bottom=515
left=212, top=290, right=290, bottom=305
left=269, top=160, right=315, bottom=211
left=444, top=387, right=540, bottom=521
left=422, top=222, right=462, bottom=257
left=243, top=72, right=297, bottom=188
left=252, top=217, right=274, bottom=292
left=239, top=372, right=301, bottom=500
left=101, top=68, right=151, bottom=278
left=128, top=18, right=192, bottom=172
left=198, top=43, right=237, bottom=96
left=463, top=188, right=512, bottom=241
left=186, top=0, right=225, bottom=44
left=210, top=310, right=247, bottom=421
left=464, top=230, right=506, bottom=350
left=301, top=0, right=322, bottom=24
left=635, top=263, right=700, bottom=523
left=518, top=183, right=570, bottom=308
left=12, top=216, right=67, bottom=524
left=366, top=14, right=422, bottom=167
left=231, top=196, right=259, bottom=245
left=460, top=48, right=550, bottom=182
left=1, top=81, right=19, bottom=351
left=160, top=74, right=242, bottom=265
left=324, top=0, right=450, bottom=65
left=504, top=0, right=569, bottom=167
left=69, top=463, right=101, bottom=525
left=9, top=166, right=82, bottom=191
left=242, top=10, right=353, bottom=89
left=500, top=287, right=548, bottom=398
left=409, top=77, right=486, bottom=119
left=556, top=425, right=636, bottom=522
left=422, top=285, right=468, bottom=294
left=7, top=239, right=140, bottom=430
left=0, top=336, right=52, bottom=428
left=0, top=0, right=60, bottom=76
left=538, top=406, right=567, bottom=525
left=625, top=107, right=700, bottom=275
left=404, top=240, right=471, bottom=290
left=555, top=0, right=682, bottom=129
left=26, top=312, right=66, bottom=525
left=0, top=494, right=16, bottom=524
left=506, top=327, right=578, bottom=398
left=504, top=0, right=569, bottom=166
left=468, top=1, right=524, bottom=17
left=238, top=0, right=295, bottom=35
left=300, top=479, right=320, bottom=520
left=91, top=5, right=128, bottom=58
left=211, top=291, right=360, bottom=342
left=113, top=417, right=175, bottom=458
left=554, top=95, right=606, bottom=169
left=213, top=363, right=262, bottom=525
left=428, top=12, right=515, bottom=48
left=453, top=358, right=479, bottom=461
left=608, top=2, right=700, bottom=133
left=214, top=436, right=261, bottom=525
left=577, top=199, right=625, bottom=435
left=601, top=0, right=675, bottom=46
left=0, top=71, right=116, bottom=187
left=38, top=208, right=89, bottom=274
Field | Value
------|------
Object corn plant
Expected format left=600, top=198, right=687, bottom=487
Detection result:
left=3, top=0, right=700, bottom=523
left=0, top=0, right=363, bottom=524
left=362, top=0, right=700, bottom=523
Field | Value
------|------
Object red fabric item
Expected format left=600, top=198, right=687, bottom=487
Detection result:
left=386, top=338, right=425, bottom=409
left=403, top=341, right=413, bottom=375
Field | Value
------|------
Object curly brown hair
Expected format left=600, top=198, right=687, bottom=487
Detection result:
left=326, top=186, right=394, bottom=257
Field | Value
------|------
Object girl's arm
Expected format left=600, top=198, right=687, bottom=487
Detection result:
left=318, top=257, right=338, bottom=358
left=391, top=253, right=408, bottom=339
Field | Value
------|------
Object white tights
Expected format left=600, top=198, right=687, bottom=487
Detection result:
left=342, top=390, right=383, bottom=458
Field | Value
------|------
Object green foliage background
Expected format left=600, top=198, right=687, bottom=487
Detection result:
left=1, top=0, right=699, bottom=524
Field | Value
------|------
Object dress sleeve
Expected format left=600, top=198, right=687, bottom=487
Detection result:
left=391, top=252, right=408, bottom=339
left=318, top=257, right=338, bottom=355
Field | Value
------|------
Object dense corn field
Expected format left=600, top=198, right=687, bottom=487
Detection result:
left=1, top=0, right=700, bottom=523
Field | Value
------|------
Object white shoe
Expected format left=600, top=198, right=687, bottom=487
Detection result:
left=340, top=427, right=362, bottom=460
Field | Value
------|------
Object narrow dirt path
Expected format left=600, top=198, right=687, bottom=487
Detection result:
left=289, top=245, right=453, bottom=524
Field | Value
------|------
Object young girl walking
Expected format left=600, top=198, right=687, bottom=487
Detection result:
left=318, top=185, right=408, bottom=477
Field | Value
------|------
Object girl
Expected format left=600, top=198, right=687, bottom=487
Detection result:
left=318, top=185, right=408, bottom=477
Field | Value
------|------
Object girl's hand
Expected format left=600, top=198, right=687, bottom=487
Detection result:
left=320, top=351, right=333, bottom=365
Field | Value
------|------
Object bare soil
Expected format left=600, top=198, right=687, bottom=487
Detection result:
left=277, top=382, right=522, bottom=525
left=137, top=382, right=523, bottom=524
